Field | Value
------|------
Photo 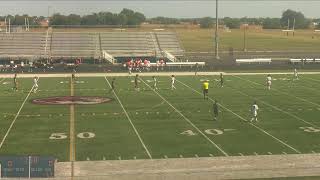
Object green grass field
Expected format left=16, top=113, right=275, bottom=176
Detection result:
left=175, top=29, right=320, bottom=52
left=37, top=27, right=320, bottom=52
left=0, top=74, right=320, bottom=162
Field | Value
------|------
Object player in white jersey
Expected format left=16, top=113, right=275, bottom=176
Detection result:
left=33, top=76, right=39, bottom=93
left=171, top=75, right=176, bottom=90
left=251, top=101, right=259, bottom=122
left=153, top=76, right=158, bottom=90
left=266, top=74, right=272, bottom=90
left=294, top=68, right=299, bottom=80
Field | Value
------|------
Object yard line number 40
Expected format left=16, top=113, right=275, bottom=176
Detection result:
left=180, top=129, right=234, bottom=136
left=49, top=132, right=95, bottom=140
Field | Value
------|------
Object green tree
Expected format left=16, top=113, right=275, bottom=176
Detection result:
left=280, top=9, right=310, bottom=29
left=199, top=17, right=214, bottom=28
left=223, top=17, right=240, bottom=29
left=262, top=18, right=281, bottom=29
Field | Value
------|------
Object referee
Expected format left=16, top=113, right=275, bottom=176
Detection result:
left=203, top=80, right=209, bottom=100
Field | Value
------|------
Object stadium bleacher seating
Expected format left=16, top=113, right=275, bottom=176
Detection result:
left=0, top=32, right=47, bottom=58
left=0, top=31, right=185, bottom=62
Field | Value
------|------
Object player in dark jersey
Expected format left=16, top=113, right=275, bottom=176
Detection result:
left=213, top=100, right=219, bottom=121
left=134, top=74, right=139, bottom=91
left=220, top=73, right=224, bottom=87
left=108, top=78, right=116, bottom=93
left=13, top=73, right=18, bottom=91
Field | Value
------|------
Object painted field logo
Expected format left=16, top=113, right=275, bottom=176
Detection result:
left=32, top=96, right=112, bottom=105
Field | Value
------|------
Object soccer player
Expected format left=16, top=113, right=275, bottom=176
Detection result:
left=213, top=100, right=219, bottom=121
left=171, top=75, right=176, bottom=90
left=72, top=69, right=76, bottom=81
left=33, top=76, right=39, bottom=93
left=195, top=63, right=199, bottom=76
left=13, top=73, right=18, bottom=92
left=134, top=74, right=140, bottom=91
left=153, top=76, right=158, bottom=90
left=203, top=80, right=209, bottom=100
left=266, top=74, right=272, bottom=90
left=251, top=101, right=259, bottom=122
left=294, top=68, right=299, bottom=80
left=220, top=73, right=224, bottom=87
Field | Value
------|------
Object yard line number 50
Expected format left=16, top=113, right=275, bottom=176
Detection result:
left=49, top=132, right=95, bottom=140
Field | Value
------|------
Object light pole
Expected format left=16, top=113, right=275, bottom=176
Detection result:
left=243, top=24, right=248, bottom=52
left=215, top=0, right=220, bottom=60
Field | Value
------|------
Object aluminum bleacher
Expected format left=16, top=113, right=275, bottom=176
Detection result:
left=100, top=32, right=156, bottom=57
left=154, top=32, right=184, bottom=57
left=50, top=32, right=98, bottom=58
left=0, top=31, right=185, bottom=61
left=0, top=32, right=47, bottom=58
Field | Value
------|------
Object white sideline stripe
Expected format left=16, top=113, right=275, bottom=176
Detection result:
left=177, top=79, right=301, bottom=154
left=233, top=75, right=320, bottom=108
left=104, top=77, right=152, bottom=159
left=305, top=77, right=320, bottom=83
left=226, top=85, right=320, bottom=129
left=140, top=78, right=229, bottom=157
left=0, top=79, right=35, bottom=149
left=0, top=78, right=6, bottom=84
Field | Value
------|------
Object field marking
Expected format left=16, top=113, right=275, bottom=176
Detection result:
left=70, top=77, right=76, bottom=179
left=226, top=84, right=320, bottom=129
left=233, top=75, right=320, bottom=108
left=140, top=78, right=229, bottom=157
left=176, top=79, right=301, bottom=154
left=0, top=78, right=6, bottom=85
left=0, top=78, right=35, bottom=149
left=304, top=77, right=320, bottom=83
left=104, top=77, right=152, bottom=159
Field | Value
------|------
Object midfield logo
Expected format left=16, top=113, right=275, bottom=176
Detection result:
left=31, top=96, right=112, bottom=105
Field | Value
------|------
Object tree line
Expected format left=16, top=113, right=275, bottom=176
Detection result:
left=149, top=10, right=319, bottom=29
left=0, top=9, right=319, bottom=29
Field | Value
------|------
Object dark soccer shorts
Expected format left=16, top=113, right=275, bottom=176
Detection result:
left=204, top=89, right=208, bottom=94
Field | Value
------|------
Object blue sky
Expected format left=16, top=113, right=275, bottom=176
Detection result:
left=0, top=1, right=319, bottom=18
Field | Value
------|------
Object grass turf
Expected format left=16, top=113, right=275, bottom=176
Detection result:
left=0, top=74, right=319, bottom=161
left=175, top=29, right=320, bottom=52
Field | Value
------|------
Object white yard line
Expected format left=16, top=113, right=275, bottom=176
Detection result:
left=104, top=77, right=152, bottom=159
left=233, top=75, right=320, bottom=108
left=304, top=77, right=320, bottom=83
left=176, top=79, right=301, bottom=154
left=139, top=77, right=229, bottom=157
left=226, top=85, right=320, bottom=129
left=0, top=79, right=35, bottom=149
left=0, top=78, right=5, bottom=84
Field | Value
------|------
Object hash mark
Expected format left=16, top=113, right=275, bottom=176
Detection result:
left=86, top=157, right=90, bottom=161
left=254, top=152, right=258, bottom=155
left=195, top=154, right=199, bottom=158
left=118, top=156, right=121, bottom=160
left=239, top=153, right=244, bottom=156
left=267, top=152, right=273, bottom=155
left=164, top=155, right=168, bottom=159
left=282, top=152, right=287, bottom=154
left=179, top=155, right=183, bottom=158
